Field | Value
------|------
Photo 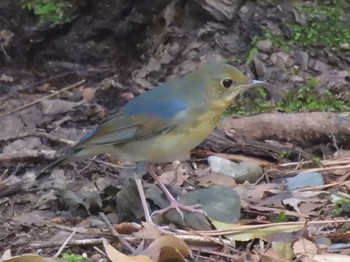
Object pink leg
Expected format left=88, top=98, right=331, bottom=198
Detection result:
left=147, top=166, right=206, bottom=219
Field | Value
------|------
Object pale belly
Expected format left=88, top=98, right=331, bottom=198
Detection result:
left=108, top=115, right=220, bottom=163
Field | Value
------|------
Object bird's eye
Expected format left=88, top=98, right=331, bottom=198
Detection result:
left=221, top=79, right=233, bottom=88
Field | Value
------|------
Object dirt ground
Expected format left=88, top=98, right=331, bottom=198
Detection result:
left=1, top=0, right=350, bottom=261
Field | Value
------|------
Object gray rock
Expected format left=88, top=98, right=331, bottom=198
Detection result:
left=145, top=57, right=161, bottom=72
left=195, top=0, right=243, bottom=21
left=293, top=50, right=309, bottom=69
left=3, top=137, right=42, bottom=153
left=208, top=156, right=263, bottom=183
left=254, top=56, right=267, bottom=79
left=286, top=172, right=324, bottom=191
left=257, top=39, right=273, bottom=53
left=313, top=59, right=329, bottom=73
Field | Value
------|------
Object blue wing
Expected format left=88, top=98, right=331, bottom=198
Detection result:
left=74, top=92, right=188, bottom=148
left=124, top=86, right=188, bottom=119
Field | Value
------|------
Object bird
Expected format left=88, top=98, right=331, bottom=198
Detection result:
left=44, top=62, right=264, bottom=221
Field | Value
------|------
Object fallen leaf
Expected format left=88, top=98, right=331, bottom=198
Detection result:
left=0, top=254, right=63, bottom=262
left=269, top=241, right=294, bottom=261
left=196, top=172, right=237, bottom=188
left=313, top=254, right=350, bottom=262
left=293, top=239, right=318, bottom=262
left=140, top=235, right=191, bottom=262
left=103, top=238, right=152, bottom=262
left=211, top=220, right=304, bottom=242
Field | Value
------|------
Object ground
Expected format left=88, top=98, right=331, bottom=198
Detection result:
left=1, top=0, right=350, bottom=261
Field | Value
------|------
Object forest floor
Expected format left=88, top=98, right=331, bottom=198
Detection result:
left=1, top=0, right=350, bottom=261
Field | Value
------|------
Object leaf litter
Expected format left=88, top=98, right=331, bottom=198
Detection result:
left=2, top=81, right=350, bottom=261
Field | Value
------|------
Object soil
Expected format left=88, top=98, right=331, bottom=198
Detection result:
left=1, top=0, right=350, bottom=261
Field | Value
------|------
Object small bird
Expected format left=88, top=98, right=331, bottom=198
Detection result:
left=45, top=62, right=264, bottom=219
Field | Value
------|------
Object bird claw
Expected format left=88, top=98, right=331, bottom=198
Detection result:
left=151, top=200, right=206, bottom=220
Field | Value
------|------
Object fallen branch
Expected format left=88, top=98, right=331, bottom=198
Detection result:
left=0, top=79, right=85, bottom=118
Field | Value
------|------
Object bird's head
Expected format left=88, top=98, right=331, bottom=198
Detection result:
left=193, top=63, right=265, bottom=107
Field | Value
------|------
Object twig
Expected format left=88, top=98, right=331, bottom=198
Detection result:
left=0, top=149, right=57, bottom=163
left=0, top=79, right=85, bottom=118
left=30, top=238, right=104, bottom=248
left=0, top=131, right=75, bottom=145
left=99, top=212, right=135, bottom=253
left=93, top=246, right=108, bottom=257
left=54, top=230, right=76, bottom=257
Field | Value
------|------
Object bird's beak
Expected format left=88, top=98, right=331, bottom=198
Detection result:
left=246, top=79, right=266, bottom=88
left=225, top=79, right=267, bottom=103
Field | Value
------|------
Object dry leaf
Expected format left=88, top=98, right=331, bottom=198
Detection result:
left=269, top=241, right=294, bottom=261
left=140, top=235, right=191, bottom=262
left=313, top=254, right=350, bottom=262
left=196, top=172, right=237, bottom=188
left=102, top=238, right=152, bottom=262
left=82, top=87, right=95, bottom=102
left=293, top=239, right=318, bottom=262
left=0, top=254, right=64, bottom=262
left=211, top=219, right=304, bottom=242
left=158, top=246, right=185, bottom=262
left=134, top=222, right=163, bottom=240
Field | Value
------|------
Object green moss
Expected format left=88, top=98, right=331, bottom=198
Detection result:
left=63, top=253, right=84, bottom=262
left=228, top=78, right=350, bottom=116
left=290, top=4, right=350, bottom=47
left=278, top=78, right=350, bottom=112
left=21, top=0, right=72, bottom=24
left=272, top=212, right=289, bottom=223
left=332, top=198, right=350, bottom=217
left=225, top=87, right=273, bottom=116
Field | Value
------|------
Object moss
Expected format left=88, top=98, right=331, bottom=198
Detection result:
left=332, top=198, right=350, bottom=217
left=290, top=3, right=350, bottom=48
left=21, top=0, right=72, bottom=24
left=228, top=78, right=350, bottom=116
left=63, top=253, right=84, bottom=262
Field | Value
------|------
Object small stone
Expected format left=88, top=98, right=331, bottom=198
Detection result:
left=208, top=156, right=263, bottom=183
left=286, top=172, right=324, bottom=191
left=340, top=43, right=350, bottom=49
left=290, top=75, right=304, bottom=82
left=271, top=51, right=294, bottom=68
left=88, top=217, right=105, bottom=228
left=257, top=39, right=273, bottom=53
left=293, top=50, right=309, bottom=69
left=313, top=60, right=329, bottom=73
left=145, top=57, right=161, bottom=72
left=159, top=51, right=174, bottom=64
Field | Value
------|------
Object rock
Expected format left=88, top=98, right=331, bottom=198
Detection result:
left=159, top=51, right=174, bottom=64
left=293, top=50, right=309, bottom=69
left=257, top=39, right=273, bottom=53
left=313, top=59, right=329, bottom=73
left=145, top=57, right=161, bottom=72
left=286, top=172, right=324, bottom=191
left=3, top=137, right=42, bottom=153
left=194, top=0, right=243, bottom=21
left=254, top=56, right=267, bottom=79
left=180, top=185, right=241, bottom=223
left=271, top=51, right=294, bottom=69
left=208, top=156, right=263, bottom=183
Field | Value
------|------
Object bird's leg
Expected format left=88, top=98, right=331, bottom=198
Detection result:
left=147, top=165, right=205, bottom=219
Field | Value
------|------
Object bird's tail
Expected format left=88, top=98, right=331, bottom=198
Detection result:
left=38, top=149, right=80, bottom=175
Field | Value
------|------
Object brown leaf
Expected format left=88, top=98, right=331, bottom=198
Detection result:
left=103, top=238, right=152, bottom=262
left=293, top=239, right=317, bottom=262
left=140, top=235, right=191, bottom=261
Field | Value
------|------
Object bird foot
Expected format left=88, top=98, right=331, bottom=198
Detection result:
left=151, top=199, right=206, bottom=220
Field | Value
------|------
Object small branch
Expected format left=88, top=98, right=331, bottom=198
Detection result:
left=0, top=149, right=57, bottom=163
left=0, top=79, right=85, bottom=118
left=0, top=131, right=75, bottom=145
left=54, top=230, right=76, bottom=257
left=99, top=212, right=135, bottom=253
